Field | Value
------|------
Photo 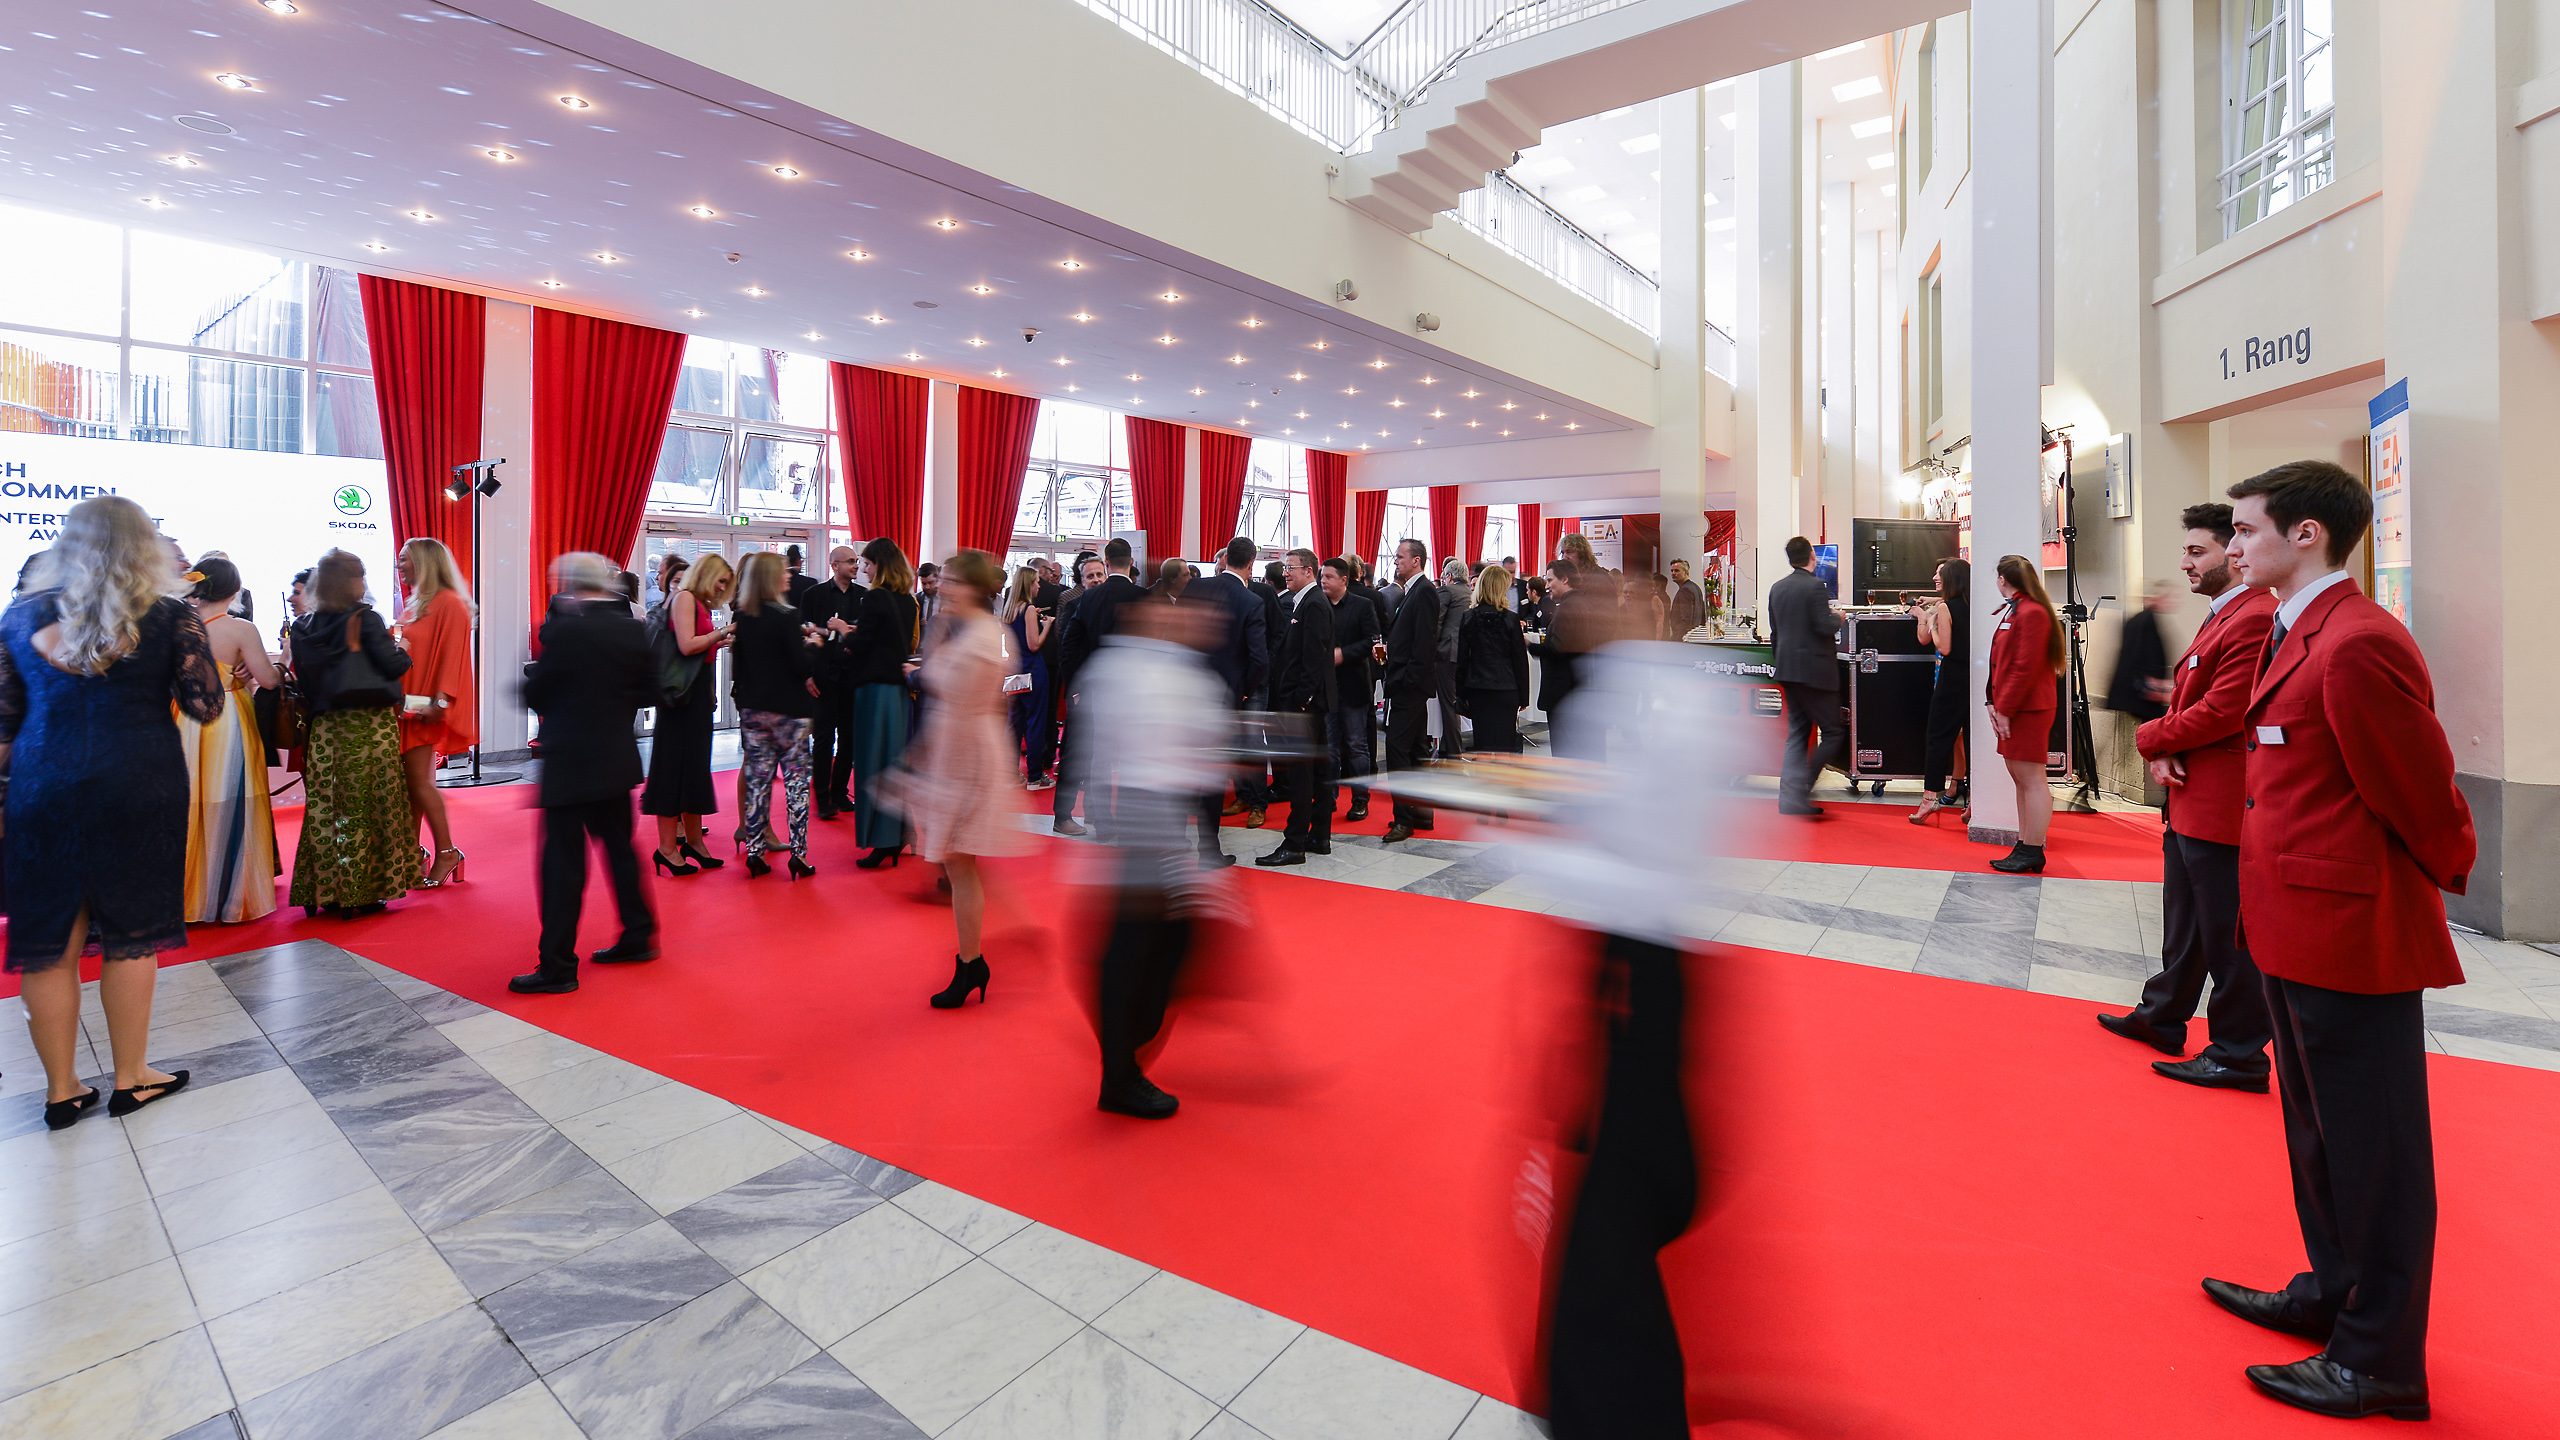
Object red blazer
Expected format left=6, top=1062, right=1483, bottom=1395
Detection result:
left=2133, top=587, right=2275, bottom=846
left=2239, top=580, right=2474, bottom=993
left=1985, top=599, right=2058, bottom=716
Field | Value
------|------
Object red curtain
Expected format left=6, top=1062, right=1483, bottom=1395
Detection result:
left=1705, top=509, right=1738, bottom=557
left=1462, top=505, right=1488, bottom=568
left=1352, top=490, right=1387, bottom=570
left=358, top=276, right=485, bottom=583
left=1427, top=486, right=1460, bottom=569
left=531, top=308, right=685, bottom=630
left=1544, top=517, right=1569, bottom=566
left=1124, top=415, right=1187, bottom=566
left=958, top=386, right=1043, bottom=559
left=831, top=364, right=928, bottom=562
left=1196, top=428, right=1251, bottom=560
left=1307, top=449, right=1347, bottom=561
left=1516, top=504, right=1540, bottom=573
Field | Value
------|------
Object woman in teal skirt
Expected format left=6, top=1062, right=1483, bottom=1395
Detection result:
left=846, top=538, right=920, bottom=868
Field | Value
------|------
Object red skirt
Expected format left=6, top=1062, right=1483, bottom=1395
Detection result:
left=1998, top=707, right=2055, bottom=763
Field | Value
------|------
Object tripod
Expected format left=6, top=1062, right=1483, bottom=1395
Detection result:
left=2047, top=427, right=2102, bottom=814
left=436, top=457, right=521, bottom=790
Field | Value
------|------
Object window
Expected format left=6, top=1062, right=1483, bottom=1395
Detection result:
left=2222, top=0, right=2335, bottom=234
left=1483, top=505, right=1520, bottom=569
left=653, top=337, right=833, bottom=525
left=1009, top=399, right=1133, bottom=569
left=1238, top=438, right=1312, bottom=558
left=0, top=201, right=377, bottom=456
left=1925, top=271, right=1945, bottom=433
left=1376, top=488, right=1428, bottom=578
left=1913, top=24, right=1937, bottom=199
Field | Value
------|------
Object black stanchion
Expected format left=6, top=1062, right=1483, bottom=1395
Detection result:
left=436, top=457, right=522, bottom=790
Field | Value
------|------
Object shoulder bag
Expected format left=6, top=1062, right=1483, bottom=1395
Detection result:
left=649, top=603, right=703, bottom=708
left=325, top=612, right=404, bottom=710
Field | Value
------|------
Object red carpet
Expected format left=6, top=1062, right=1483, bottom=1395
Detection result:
left=1736, top=796, right=2167, bottom=880
left=9, top=784, right=2553, bottom=1434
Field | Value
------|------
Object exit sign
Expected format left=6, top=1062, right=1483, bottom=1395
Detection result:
left=727, top=514, right=751, bottom=527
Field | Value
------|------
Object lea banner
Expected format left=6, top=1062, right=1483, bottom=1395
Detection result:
left=2367, top=380, right=2410, bottom=626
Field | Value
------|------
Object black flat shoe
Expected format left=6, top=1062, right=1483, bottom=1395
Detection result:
left=1098, top=1076, right=1180, bottom=1119
left=678, top=838, right=725, bottom=870
left=2245, top=1354, right=2428, bottom=1420
left=2202, top=1278, right=2331, bottom=1340
left=1197, top=852, right=1235, bottom=869
left=742, top=853, right=773, bottom=879
left=930, top=954, right=989, bottom=1008
left=592, top=938, right=659, bottom=964
left=106, top=1070, right=189, bottom=1117
left=1254, top=848, right=1306, bottom=867
left=43, top=1087, right=102, bottom=1131
left=509, top=970, right=580, bottom=994
left=2154, top=1056, right=2270, bottom=1093
left=1988, top=843, right=2046, bottom=873
left=1344, top=803, right=1369, bottom=822
left=2098, top=1011, right=2186, bottom=1056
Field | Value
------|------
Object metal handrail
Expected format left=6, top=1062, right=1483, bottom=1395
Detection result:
left=1445, top=170, right=1660, bottom=335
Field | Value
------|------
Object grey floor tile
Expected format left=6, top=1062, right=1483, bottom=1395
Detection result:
left=828, top=1260, right=1083, bottom=1435
left=325, top=1062, right=552, bottom=1184
left=483, top=1219, right=734, bottom=1373
left=2420, top=1001, right=2560, bottom=1053
left=290, top=1025, right=468, bottom=1098
left=389, top=1125, right=603, bottom=1232
left=266, top=997, right=436, bottom=1067
left=1826, top=907, right=1933, bottom=944
left=1914, top=931, right=2034, bottom=989
left=238, top=977, right=404, bottom=1036
left=2032, top=938, right=2157, bottom=982
left=686, top=1352, right=927, bottom=1440
left=415, top=1379, right=585, bottom=1440
left=428, top=1168, right=661, bottom=1298
left=667, top=1152, right=883, bottom=1275
left=547, top=1280, right=816, bottom=1440
left=160, top=1412, right=244, bottom=1440
left=404, top=990, right=492, bottom=1026
left=236, top=1303, right=532, bottom=1440
left=1738, top=892, right=1841, bottom=927
left=1398, top=857, right=1518, bottom=902
left=154, top=1035, right=290, bottom=1092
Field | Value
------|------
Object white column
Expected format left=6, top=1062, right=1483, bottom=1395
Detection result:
left=1180, top=426, right=1202, bottom=564
left=1964, top=0, right=2054, bottom=845
left=920, top=380, right=961, bottom=565
left=477, top=300, right=534, bottom=758
left=1655, top=86, right=1709, bottom=579
left=1851, top=223, right=1884, bottom=519
left=1735, top=63, right=1803, bottom=618
left=1820, top=176, right=1855, bottom=544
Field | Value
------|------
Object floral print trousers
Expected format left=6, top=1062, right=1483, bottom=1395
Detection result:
left=735, top=709, right=812, bottom=860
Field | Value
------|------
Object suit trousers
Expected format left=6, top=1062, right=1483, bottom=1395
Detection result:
left=1327, top=702, right=1372, bottom=807
left=1097, top=886, right=1191, bottom=1089
left=1053, top=690, right=1089, bottom=822
left=808, top=680, right=858, bottom=810
left=538, top=796, right=653, bottom=974
left=1433, top=659, right=1465, bottom=758
left=1231, top=695, right=1272, bottom=808
left=1383, top=683, right=1434, bottom=828
left=1280, top=708, right=1335, bottom=851
left=1778, top=682, right=1846, bottom=809
left=2265, top=976, right=2436, bottom=1383
left=1466, top=689, right=1520, bottom=753
left=2134, top=831, right=2272, bottom=1068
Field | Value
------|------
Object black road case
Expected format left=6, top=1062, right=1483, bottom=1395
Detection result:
left=1837, top=611, right=1938, bottom=791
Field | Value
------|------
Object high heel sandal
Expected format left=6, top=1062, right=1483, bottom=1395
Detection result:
left=420, top=848, right=466, bottom=887
left=653, top=850, right=701, bottom=877
left=743, top=853, right=773, bottom=879
left=787, top=854, right=816, bottom=881
left=679, top=838, right=725, bottom=870
left=855, top=847, right=903, bottom=871
left=930, top=954, right=990, bottom=1008
left=1910, top=793, right=1953, bottom=825
left=107, top=1070, right=189, bottom=1117
left=43, top=1087, right=102, bottom=1131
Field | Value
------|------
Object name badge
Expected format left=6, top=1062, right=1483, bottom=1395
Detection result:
left=1998, top=622, right=2011, bottom=630
left=2256, top=725, right=2286, bottom=745
left=2188, top=654, right=2199, bottom=670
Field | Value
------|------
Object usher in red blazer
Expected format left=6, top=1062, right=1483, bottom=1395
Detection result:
left=2134, top=587, right=2276, bottom=847
left=2238, top=579, right=2474, bottom=994
left=1985, top=598, right=2058, bottom=717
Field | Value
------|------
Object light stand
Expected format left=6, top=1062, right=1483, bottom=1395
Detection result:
left=2046, top=426, right=2102, bottom=814
left=435, top=458, right=520, bottom=789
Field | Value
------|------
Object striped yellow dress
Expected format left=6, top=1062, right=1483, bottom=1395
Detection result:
left=179, top=672, right=279, bottom=923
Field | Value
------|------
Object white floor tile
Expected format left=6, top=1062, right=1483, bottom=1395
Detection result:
left=603, top=1112, right=803, bottom=1213
left=506, top=1054, right=672, bottom=1123
left=831, top=1260, right=1083, bottom=1436
left=436, top=1009, right=550, bottom=1056
left=741, top=1201, right=973, bottom=1346
left=2026, top=964, right=2144, bottom=1008
left=557, top=1082, right=739, bottom=1166
left=119, top=1065, right=312, bottom=1152
left=0, top=1255, right=200, bottom=1402
left=1715, top=912, right=1824, bottom=955
left=134, top=1096, right=342, bottom=1196
left=1810, top=928, right=1922, bottom=971
left=1227, top=1329, right=1476, bottom=1440
left=205, top=1236, right=471, bottom=1400
left=2431, top=1030, right=2560, bottom=1073
left=1452, top=1395, right=1553, bottom=1439
left=0, top=1325, right=232, bottom=1440
left=983, top=1223, right=1158, bottom=1322
left=940, top=1327, right=1217, bottom=1440
left=0, top=1196, right=172, bottom=1318
left=895, top=1180, right=1033, bottom=1253
left=175, top=1183, right=419, bottom=1319
left=153, top=1138, right=379, bottom=1254
left=1095, top=1272, right=1305, bottom=1407
left=421, top=1379, right=588, bottom=1440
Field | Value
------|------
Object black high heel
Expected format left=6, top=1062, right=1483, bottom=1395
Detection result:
left=679, top=838, right=725, bottom=870
left=787, top=854, right=816, bottom=881
left=653, top=850, right=701, bottom=877
left=1989, top=843, right=2047, bottom=875
left=855, top=847, right=903, bottom=871
left=743, top=853, right=773, bottom=879
left=930, top=955, right=989, bottom=1008
left=107, top=1070, right=189, bottom=1117
left=43, top=1087, right=102, bottom=1131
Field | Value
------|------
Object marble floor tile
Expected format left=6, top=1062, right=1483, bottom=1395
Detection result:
left=1809, top=927, right=1923, bottom=972
left=327, top=1074, right=553, bottom=1184
left=0, top=1147, right=153, bottom=1249
left=940, top=1327, right=1217, bottom=1440
left=2420, top=1002, right=2560, bottom=1052
left=1737, top=892, right=1841, bottom=928
left=427, top=1168, right=660, bottom=1298
left=750, top=1112, right=832, bottom=1151
left=2027, top=964, right=2144, bottom=1008
left=0, top=1095, right=134, bottom=1179
left=1464, top=875, right=1554, bottom=913
left=685, top=1352, right=928, bottom=1440
left=605, top=1111, right=805, bottom=1214
left=437, top=1009, right=553, bottom=1056
left=2032, top=938, right=2156, bottom=982
left=507, top=1053, right=673, bottom=1123
left=666, top=1152, right=882, bottom=1275
left=1451, top=1395, right=1553, bottom=1438
left=147, top=983, right=252, bottom=1029
left=403, top=989, right=492, bottom=1027
left=1193, top=1414, right=1278, bottom=1440
left=814, top=1144, right=926, bottom=1199
left=1226, top=1329, right=1477, bottom=1440
left=1822, top=906, right=1933, bottom=944
left=204, top=1236, right=471, bottom=1400
left=1715, top=911, right=1825, bottom=955
left=2430, top=975, right=2551, bottom=1021
left=1763, top=861, right=1869, bottom=905
left=1094, top=1272, right=1305, bottom=1407
left=546, top=1280, right=815, bottom=1440
left=237, top=1302, right=533, bottom=1440
left=1914, top=929, right=2035, bottom=989
left=162, top=1411, right=247, bottom=1440
left=140, top=1008, right=269, bottom=1062
left=153, top=1137, right=379, bottom=1254
left=388, top=1123, right=602, bottom=1232
left=895, top=1180, right=1033, bottom=1253
left=2431, top=1029, right=2560, bottom=1072
left=471, top=1030, right=609, bottom=1088
left=418, top=1379, right=586, bottom=1440
left=0, top=1195, right=173, bottom=1317
left=175, top=1182, right=420, bottom=1319
left=1841, top=866, right=1954, bottom=922
left=0, top=1325, right=231, bottom=1440
left=740, top=1201, right=973, bottom=1346
left=830, top=1260, right=1084, bottom=1436
left=238, top=976, right=403, bottom=1036
left=0, top=1254, right=200, bottom=1402
left=1325, top=854, right=1454, bottom=891
left=983, top=1223, right=1159, bottom=1322
left=556, top=1080, right=740, bottom=1166
left=288, top=1025, right=467, bottom=1098
left=263, top=995, right=431, bottom=1067
left=118, top=1065, right=312, bottom=1152
left=134, top=1097, right=343, bottom=1196
left=482, top=1220, right=734, bottom=1373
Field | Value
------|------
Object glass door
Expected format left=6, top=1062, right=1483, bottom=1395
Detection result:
left=634, top=521, right=814, bottom=731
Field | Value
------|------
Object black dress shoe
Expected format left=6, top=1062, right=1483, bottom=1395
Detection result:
left=509, top=970, right=579, bottom=994
left=1197, top=852, right=1235, bottom=869
left=1778, top=803, right=1825, bottom=817
left=1254, top=847, right=1306, bottom=867
left=1098, top=1076, right=1179, bottom=1119
left=1380, top=823, right=1415, bottom=844
left=2202, top=1278, right=2331, bottom=1340
left=2154, top=1055, right=2269, bottom=1092
left=2098, top=1010, right=2186, bottom=1056
left=817, top=805, right=840, bottom=821
left=592, top=938, right=660, bottom=964
left=2246, top=1354, right=2429, bottom=1420
left=1303, top=839, right=1331, bottom=855
left=1345, top=802, right=1370, bottom=822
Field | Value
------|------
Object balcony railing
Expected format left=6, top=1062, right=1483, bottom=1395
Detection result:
left=1446, top=171, right=1660, bottom=335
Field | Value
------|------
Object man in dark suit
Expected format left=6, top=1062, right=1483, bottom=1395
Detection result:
left=1187, top=537, right=1267, bottom=867
left=2202, top=461, right=2474, bottom=1422
left=1322, top=558, right=1379, bottom=822
left=1530, top=560, right=1592, bottom=755
left=1256, top=548, right=1337, bottom=866
left=1033, top=558, right=1066, bottom=615
left=2103, top=503, right=2277, bottom=1089
left=1768, top=535, right=1844, bottom=815
left=802, top=544, right=866, bottom=818
left=1052, top=549, right=1144, bottom=836
left=512, top=553, right=660, bottom=995
left=1218, top=542, right=1286, bottom=828
left=782, top=544, right=819, bottom=609
left=1668, top=559, right=1705, bottom=636
left=1379, top=539, right=1442, bottom=841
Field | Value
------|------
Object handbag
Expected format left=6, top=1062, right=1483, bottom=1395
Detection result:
left=648, top=605, right=703, bottom=707
left=324, top=612, right=403, bottom=710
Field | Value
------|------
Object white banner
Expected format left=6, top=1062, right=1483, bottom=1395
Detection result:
left=0, top=431, right=395, bottom=627
left=1579, top=516, right=1624, bottom=573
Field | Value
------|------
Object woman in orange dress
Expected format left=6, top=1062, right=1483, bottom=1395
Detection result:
left=396, top=538, right=478, bottom=888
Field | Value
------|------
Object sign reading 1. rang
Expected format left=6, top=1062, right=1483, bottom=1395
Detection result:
left=2221, top=327, right=2313, bottom=379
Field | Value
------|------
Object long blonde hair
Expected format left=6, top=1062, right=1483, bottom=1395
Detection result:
left=734, top=551, right=792, bottom=616
left=681, top=553, right=734, bottom=611
left=1472, top=564, right=1512, bottom=612
left=401, top=536, right=474, bottom=622
left=37, top=496, right=175, bottom=675
left=1001, top=564, right=1038, bottom=623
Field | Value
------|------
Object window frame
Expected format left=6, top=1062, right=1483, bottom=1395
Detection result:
left=2219, top=0, right=2336, bottom=236
left=654, top=340, right=836, bottom=533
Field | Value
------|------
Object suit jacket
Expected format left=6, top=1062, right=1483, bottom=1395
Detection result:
left=2106, top=607, right=2171, bottom=720
left=1767, top=568, right=1841, bottom=690
left=1055, top=574, right=1143, bottom=695
left=1245, top=578, right=1283, bottom=701
left=1357, top=581, right=1391, bottom=640
left=1529, top=588, right=1597, bottom=712
left=1986, top=599, right=2059, bottom=715
left=1436, top=581, right=1469, bottom=662
left=1194, top=570, right=1269, bottom=702
left=1272, top=585, right=1338, bottom=715
left=524, top=598, right=654, bottom=807
left=2239, top=579, right=2473, bottom=993
left=2133, top=588, right=2274, bottom=846
left=1380, top=573, right=1440, bottom=697
left=1668, top=579, right=1705, bottom=635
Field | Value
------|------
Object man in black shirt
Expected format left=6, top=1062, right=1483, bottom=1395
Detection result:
left=1321, top=557, right=1379, bottom=822
left=801, top=545, right=866, bottom=818
left=1052, top=544, right=1144, bottom=836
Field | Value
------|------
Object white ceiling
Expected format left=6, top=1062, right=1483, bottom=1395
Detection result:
left=0, top=0, right=1625, bottom=452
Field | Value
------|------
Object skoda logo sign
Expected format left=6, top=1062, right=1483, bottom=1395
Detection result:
left=332, top=485, right=372, bottom=516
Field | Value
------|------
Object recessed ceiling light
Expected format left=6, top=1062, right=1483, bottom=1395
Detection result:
left=1071, top=312, right=1093, bottom=322
left=1419, top=374, right=1436, bottom=384
left=744, top=285, right=765, bottom=296
left=1468, top=420, right=1481, bottom=428
left=1620, top=133, right=1661, bottom=154
left=966, top=337, right=988, bottom=347
left=806, top=329, right=823, bottom=340
left=1369, top=359, right=1388, bottom=369
left=1244, top=318, right=1263, bottom=328
left=1191, top=388, right=1205, bottom=396
left=1339, top=421, right=1352, bottom=429
left=866, top=314, right=887, bottom=324
left=1429, top=409, right=1446, bottom=419
left=1461, top=388, right=1481, bottom=398
left=906, top=351, right=924, bottom=362
left=1065, top=383, right=1080, bottom=392
left=1378, top=430, right=1391, bottom=438
left=1342, top=387, right=1358, bottom=395
left=539, top=279, right=564, bottom=289
left=593, top=251, right=620, bottom=263
left=1412, top=437, right=1424, bottom=444
left=1312, top=340, right=1329, bottom=350
left=1501, top=401, right=1517, bottom=410
left=1389, top=399, right=1405, bottom=408
left=483, top=148, right=517, bottom=162
left=1565, top=422, right=1580, bottom=429
left=1058, top=259, right=1084, bottom=270
left=771, top=165, right=800, bottom=178
left=1283, top=428, right=1293, bottom=435
left=1157, top=335, right=1175, bottom=345
left=137, top=196, right=173, bottom=209
left=969, top=284, right=992, bottom=295
left=1832, top=76, right=1884, bottom=101
left=845, top=248, right=870, bottom=260
left=164, top=154, right=201, bottom=168
left=688, top=205, right=716, bottom=218
left=1238, top=418, right=1250, bottom=425
left=1294, top=410, right=1308, bottom=418
left=406, top=208, right=435, bottom=221
left=1536, top=413, right=1549, bottom=421
left=684, top=307, right=704, bottom=317
left=1126, top=373, right=1142, bottom=381
left=991, top=368, right=1006, bottom=378
left=1851, top=116, right=1893, bottom=140
left=1289, top=371, right=1306, bottom=382
left=1359, top=443, right=1370, bottom=450
left=1500, top=429, right=1511, bottom=436
left=559, top=95, right=591, bottom=109
left=1881, top=183, right=1899, bottom=197
left=932, top=218, right=961, bottom=230
left=259, top=0, right=299, bottom=13
left=1228, top=354, right=1247, bottom=365
left=1812, top=40, right=1867, bottom=60
left=1867, top=153, right=1895, bottom=171
left=361, top=241, right=389, bottom=252
left=1159, top=291, right=1181, bottom=302
left=212, top=73, right=257, bottom=90
left=1054, top=356, right=1071, bottom=366
left=1247, top=400, right=1259, bottom=408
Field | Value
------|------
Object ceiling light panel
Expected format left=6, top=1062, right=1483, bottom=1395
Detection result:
left=1850, top=116, right=1893, bottom=139
left=1832, top=76, right=1884, bottom=101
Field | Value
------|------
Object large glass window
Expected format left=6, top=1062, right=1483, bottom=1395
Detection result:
left=1375, top=487, right=1429, bottom=578
left=657, top=338, right=834, bottom=527
left=2222, top=0, right=2335, bottom=235
left=1238, top=438, right=1312, bottom=558
left=1483, top=504, right=1520, bottom=569
left=0, top=200, right=376, bottom=457
left=1009, top=400, right=1133, bottom=570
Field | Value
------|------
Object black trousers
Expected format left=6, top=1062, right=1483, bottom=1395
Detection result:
left=808, top=680, right=858, bottom=809
left=1232, top=696, right=1272, bottom=808
left=1279, top=706, right=1335, bottom=851
left=1778, top=682, right=1846, bottom=808
left=1433, top=659, right=1465, bottom=758
left=2265, top=975, right=2435, bottom=1383
left=2134, top=831, right=2272, bottom=1068
left=1383, top=683, right=1434, bottom=827
left=1097, top=891, right=1192, bottom=1089
left=1921, top=677, right=1968, bottom=793
left=1550, top=934, right=1695, bottom=1438
left=538, top=797, right=653, bottom=974
left=1466, top=689, right=1520, bottom=753
left=1053, top=691, right=1087, bottom=821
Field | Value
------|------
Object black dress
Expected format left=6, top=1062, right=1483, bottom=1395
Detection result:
left=0, top=594, right=224, bottom=971
left=1922, top=599, right=1971, bottom=792
left=642, top=599, right=719, bottom=818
